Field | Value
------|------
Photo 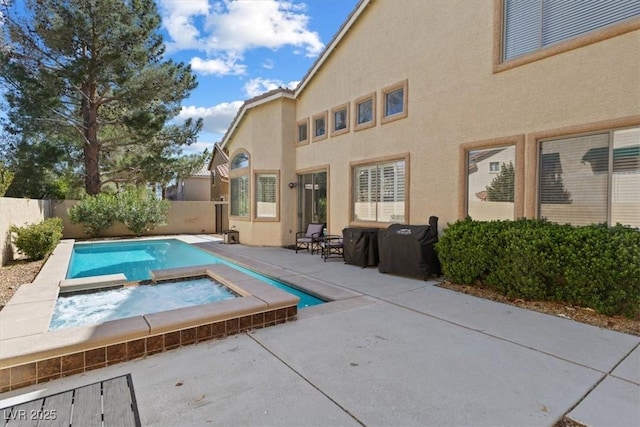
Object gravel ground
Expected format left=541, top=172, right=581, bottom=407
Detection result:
left=1, top=259, right=638, bottom=337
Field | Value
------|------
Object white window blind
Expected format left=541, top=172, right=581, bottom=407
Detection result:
left=354, top=160, right=405, bottom=222
left=504, top=0, right=640, bottom=61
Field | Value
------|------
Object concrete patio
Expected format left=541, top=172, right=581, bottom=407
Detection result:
left=1, top=237, right=638, bottom=426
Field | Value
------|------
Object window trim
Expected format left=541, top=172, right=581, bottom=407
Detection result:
left=353, top=92, right=376, bottom=132
left=459, top=136, right=525, bottom=220
left=493, top=0, right=640, bottom=73
left=312, top=111, right=328, bottom=142
left=229, top=149, right=251, bottom=220
left=330, top=103, right=350, bottom=137
left=254, top=169, right=280, bottom=222
left=350, top=153, right=410, bottom=227
left=380, top=80, right=408, bottom=125
left=296, top=118, right=309, bottom=146
left=525, top=116, right=640, bottom=218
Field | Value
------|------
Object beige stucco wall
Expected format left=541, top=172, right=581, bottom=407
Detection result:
left=181, top=176, right=211, bottom=201
left=54, top=200, right=216, bottom=239
left=0, top=198, right=53, bottom=265
left=225, top=97, right=298, bottom=246
left=224, top=0, right=639, bottom=246
left=294, top=0, right=639, bottom=234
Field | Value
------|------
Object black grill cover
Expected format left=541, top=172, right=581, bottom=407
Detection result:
left=378, top=216, right=441, bottom=279
left=342, top=227, right=379, bottom=267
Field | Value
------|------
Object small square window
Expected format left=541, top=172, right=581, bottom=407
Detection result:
left=353, top=92, right=376, bottom=131
left=331, top=103, right=350, bottom=136
left=315, top=118, right=325, bottom=136
left=312, top=111, right=328, bottom=142
left=489, top=162, right=500, bottom=172
left=381, top=80, right=408, bottom=124
left=297, top=121, right=308, bottom=144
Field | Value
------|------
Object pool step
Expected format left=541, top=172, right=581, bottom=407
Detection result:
left=59, top=274, right=128, bottom=293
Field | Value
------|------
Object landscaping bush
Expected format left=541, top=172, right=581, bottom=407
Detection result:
left=436, top=218, right=640, bottom=317
left=68, top=192, right=117, bottom=237
left=10, top=217, right=63, bottom=260
left=115, top=186, right=169, bottom=236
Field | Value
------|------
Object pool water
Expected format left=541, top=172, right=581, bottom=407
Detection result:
left=67, top=239, right=324, bottom=308
left=50, top=277, right=237, bottom=330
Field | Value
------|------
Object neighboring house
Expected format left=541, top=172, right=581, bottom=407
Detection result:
left=171, top=164, right=211, bottom=201
left=218, top=0, right=640, bottom=247
left=208, top=142, right=229, bottom=201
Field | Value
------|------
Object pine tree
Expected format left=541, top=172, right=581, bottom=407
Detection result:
left=486, top=161, right=514, bottom=202
left=0, top=0, right=202, bottom=195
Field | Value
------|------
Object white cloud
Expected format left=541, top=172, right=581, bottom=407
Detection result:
left=190, top=56, right=246, bottom=76
left=158, top=0, right=325, bottom=76
left=262, top=59, right=275, bottom=70
left=243, top=77, right=299, bottom=98
left=176, top=101, right=244, bottom=135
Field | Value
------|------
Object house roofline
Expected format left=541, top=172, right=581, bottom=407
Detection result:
left=294, top=0, right=372, bottom=97
left=219, top=88, right=295, bottom=150
left=207, top=141, right=229, bottom=171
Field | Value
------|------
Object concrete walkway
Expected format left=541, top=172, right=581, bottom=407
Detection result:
left=1, top=241, right=638, bottom=426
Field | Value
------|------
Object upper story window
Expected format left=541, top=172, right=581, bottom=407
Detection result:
left=297, top=119, right=309, bottom=145
left=354, top=92, right=376, bottom=131
left=312, top=111, right=328, bottom=142
left=503, top=0, right=640, bottom=61
left=331, top=103, right=349, bottom=137
left=381, top=80, right=408, bottom=124
left=230, top=152, right=249, bottom=170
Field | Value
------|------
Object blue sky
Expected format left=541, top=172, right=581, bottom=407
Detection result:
left=157, top=0, right=361, bottom=155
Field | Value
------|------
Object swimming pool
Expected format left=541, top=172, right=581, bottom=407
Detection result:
left=67, top=239, right=325, bottom=308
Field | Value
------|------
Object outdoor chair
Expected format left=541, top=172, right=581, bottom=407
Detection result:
left=295, top=223, right=325, bottom=254
left=320, top=235, right=344, bottom=262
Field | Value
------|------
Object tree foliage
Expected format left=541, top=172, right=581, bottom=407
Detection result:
left=0, top=0, right=203, bottom=195
left=486, top=162, right=514, bottom=202
left=0, top=164, right=14, bottom=197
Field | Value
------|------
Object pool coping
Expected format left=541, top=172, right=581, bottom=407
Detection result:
left=0, top=236, right=361, bottom=392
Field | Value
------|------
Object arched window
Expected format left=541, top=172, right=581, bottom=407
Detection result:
left=229, top=150, right=250, bottom=217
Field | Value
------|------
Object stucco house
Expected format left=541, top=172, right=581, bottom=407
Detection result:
left=168, top=163, right=211, bottom=201
left=209, top=142, right=230, bottom=202
left=217, top=0, right=640, bottom=247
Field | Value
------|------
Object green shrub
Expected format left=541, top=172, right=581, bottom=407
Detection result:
left=68, top=192, right=117, bottom=237
left=115, top=186, right=169, bottom=236
left=436, top=219, right=640, bottom=317
left=10, top=218, right=63, bottom=260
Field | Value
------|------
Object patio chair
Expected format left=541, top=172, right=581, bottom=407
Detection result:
left=295, top=223, right=325, bottom=254
left=320, top=235, right=344, bottom=262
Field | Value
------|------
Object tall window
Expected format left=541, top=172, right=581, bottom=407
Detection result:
left=539, top=127, right=639, bottom=228
left=255, top=172, right=278, bottom=219
left=467, top=146, right=516, bottom=221
left=230, top=151, right=250, bottom=217
left=503, top=0, right=640, bottom=61
left=353, top=159, right=406, bottom=223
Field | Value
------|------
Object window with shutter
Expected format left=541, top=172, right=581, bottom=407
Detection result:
left=539, top=127, right=639, bottom=228
left=503, top=0, right=640, bottom=61
left=256, top=172, right=278, bottom=219
left=353, top=159, right=406, bottom=223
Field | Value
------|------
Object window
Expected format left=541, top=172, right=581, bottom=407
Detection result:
left=297, top=119, right=309, bottom=144
left=354, top=92, right=376, bottom=131
left=229, top=151, right=250, bottom=218
left=539, top=127, right=639, bottom=228
left=503, top=0, right=640, bottom=62
left=353, top=158, right=406, bottom=223
left=312, top=111, right=327, bottom=142
left=381, top=80, right=408, bottom=124
left=255, top=171, right=279, bottom=220
left=467, top=146, right=516, bottom=221
left=331, top=103, right=349, bottom=136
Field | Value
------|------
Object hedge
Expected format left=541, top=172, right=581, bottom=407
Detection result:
left=435, top=218, right=640, bottom=317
